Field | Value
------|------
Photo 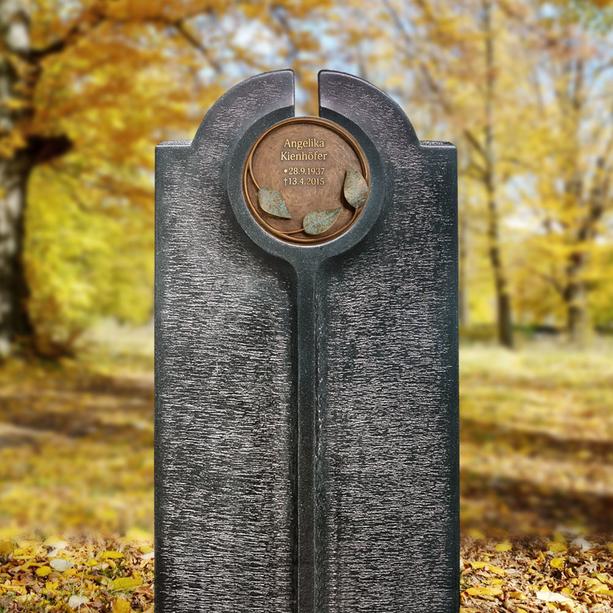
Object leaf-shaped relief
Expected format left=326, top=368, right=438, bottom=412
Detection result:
left=303, top=207, right=342, bottom=236
left=343, top=168, right=369, bottom=209
left=258, top=187, right=292, bottom=219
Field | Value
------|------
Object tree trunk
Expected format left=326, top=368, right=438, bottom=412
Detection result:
left=486, top=188, right=514, bottom=348
left=565, top=252, right=591, bottom=346
left=0, top=156, right=32, bottom=355
left=0, top=0, right=72, bottom=357
left=483, top=0, right=514, bottom=349
left=566, top=284, right=590, bottom=346
left=0, top=1, right=32, bottom=355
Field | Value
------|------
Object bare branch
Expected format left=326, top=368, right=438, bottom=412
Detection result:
left=383, top=0, right=490, bottom=163
left=271, top=5, right=299, bottom=65
left=528, top=266, right=565, bottom=297
left=17, top=6, right=105, bottom=62
left=19, top=5, right=222, bottom=77
left=173, top=18, right=221, bottom=74
left=382, top=0, right=413, bottom=52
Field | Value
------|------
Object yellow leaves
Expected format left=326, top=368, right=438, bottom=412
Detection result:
left=2, top=346, right=612, bottom=613
left=0, top=536, right=153, bottom=608
left=0, top=130, right=27, bottom=158
left=109, top=574, right=142, bottom=591
left=27, top=164, right=156, bottom=354
left=495, top=540, right=512, bottom=552
left=12, top=543, right=43, bottom=559
left=466, top=585, right=503, bottom=598
left=547, top=540, right=567, bottom=553
left=2, top=97, right=28, bottom=110
left=463, top=559, right=507, bottom=602
left=0, top=540, right=15, bottom=559
left=112, top=598, right=133, bottom=613
left=0, top=580, right=27, bottom=594
left=100, top=550, right=124, bottom=560
left=584, top=577, right=613, bottom=595
left=550, top=557, right=566, bottom=570
left=462, top=536, right=613, bottom=611
left=594, top=573, right=610, bottom=585
left=468, top=560, right=506, bottom=575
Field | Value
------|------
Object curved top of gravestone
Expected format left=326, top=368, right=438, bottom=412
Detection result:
left=182, top=68, right=432, bottom=266
left=189, top=68, right=420, bottom=153
left=190, top=69, right=295, bottom=151
left=222, top=71, right=387, bottom=265
left=318, top=69, right=419, bottom=146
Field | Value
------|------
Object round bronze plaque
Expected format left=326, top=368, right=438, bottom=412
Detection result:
left=243, top=117, right=370, bottom=245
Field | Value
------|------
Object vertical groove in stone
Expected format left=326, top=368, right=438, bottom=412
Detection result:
left=294, top=264, right=317, bottom=613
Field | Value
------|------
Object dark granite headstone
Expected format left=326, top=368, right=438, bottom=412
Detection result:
left=155, top=69, right=458, bottom=612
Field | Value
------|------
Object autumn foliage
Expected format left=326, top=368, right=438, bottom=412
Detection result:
left=1, top=0, right=612, bottom=355
left=0, top=0, right=612, bottom=612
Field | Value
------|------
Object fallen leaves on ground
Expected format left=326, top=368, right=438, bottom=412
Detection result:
left=0, top=538, right=154, bottom=612
left=0, top=536, right=610, bottom=612
left=461, top=537, right=613, bottom=612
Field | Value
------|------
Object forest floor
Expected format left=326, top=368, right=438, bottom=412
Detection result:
left=0, top=335, right=611, bottom=612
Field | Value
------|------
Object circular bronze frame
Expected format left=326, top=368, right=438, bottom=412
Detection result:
left=242, top=116, right=371, bottom=245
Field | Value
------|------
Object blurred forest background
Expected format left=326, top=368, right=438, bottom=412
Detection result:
left=0, top=0, right=612, bottom=611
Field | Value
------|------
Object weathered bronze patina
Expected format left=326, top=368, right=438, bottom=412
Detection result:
left=243, top=116, right=370, bottom=245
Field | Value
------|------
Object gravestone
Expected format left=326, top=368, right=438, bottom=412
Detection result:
left=155, top=69, right=458, bottom=612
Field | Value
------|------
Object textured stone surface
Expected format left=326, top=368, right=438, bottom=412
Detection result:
left=319, top=73, right=458, bottom=612
left=156, top=69, right=458, bottom=613
left=155, top=72, right=297, bottom=612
